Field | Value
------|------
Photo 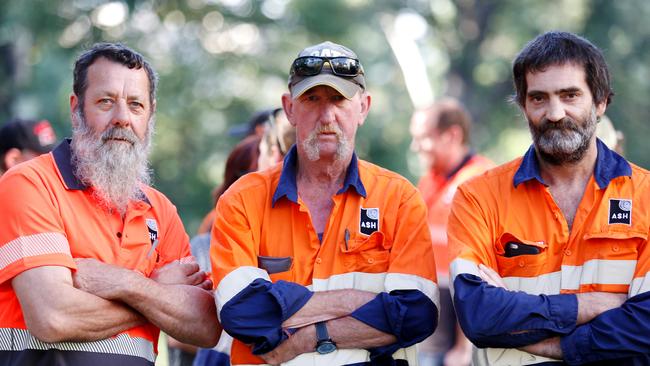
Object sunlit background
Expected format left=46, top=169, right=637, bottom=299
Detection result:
left=2, top=0, right=650, bottom=233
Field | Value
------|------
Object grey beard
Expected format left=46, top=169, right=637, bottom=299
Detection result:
left=70, top=109, right=153, bottom=216
left=529, top=107, right=597, bottom=165
left=301, top=125, right=352, bottom=163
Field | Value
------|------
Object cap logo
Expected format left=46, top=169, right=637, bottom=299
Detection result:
left=33, top=120, right=57, bottom=147
left=309, top=49, right=346, bottom=57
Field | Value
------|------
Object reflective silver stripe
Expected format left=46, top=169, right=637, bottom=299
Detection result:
left=385, top=272, right=440, bottom=311
left=630, top=272, right=650, bottom=296
left=215, top=266, right=270, bottom=320
left=0, top=233, right=70, bottom=270
left=311, top=272, right=386, bottom=293
left=473, top=347, right=560, bottom=366
left=561, top=259, right=637, bottom=289
left=0, top=328, right=155, bottom=362
left=449, top=258, right=480, bottom=280
left=503, top=271, right=562, bottom=295
left=232, top=347, right=416, bottom=366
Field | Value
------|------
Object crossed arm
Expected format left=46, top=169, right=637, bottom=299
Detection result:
left=259, top=289, right=397, bottom=364
left=13, top=259, right=220, bottom=347
left=475, top=264, right=627, bottom=360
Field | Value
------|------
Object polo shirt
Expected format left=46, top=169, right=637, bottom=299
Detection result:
left=211, top=146, right=439, bottom=365
left=417, top=153, right=493, bottom=281
left=0, top=139, right=191, bottom=365
left=448, top=140, right=650, bottom=365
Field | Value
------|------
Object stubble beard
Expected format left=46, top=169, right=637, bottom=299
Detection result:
left=528, top=106, right=597, bottom=165
left=71, top=109, right=153, bottom=216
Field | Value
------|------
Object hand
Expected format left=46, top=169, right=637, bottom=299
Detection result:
left=259, top=325, right=315, bottom=365
left=519, top=336, right=562, bottom=359
left=576, top=292, right=627, bottom=325
left=443, top=343, right=472, bottom=366
left=478, top=264, right=508, bottom=289
left=72, top=258, right=132, bottom=300
left=151, top=260, right=212, bottom=290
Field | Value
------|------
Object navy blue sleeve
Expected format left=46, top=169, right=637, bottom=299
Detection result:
left=561, top=291, right=650, bottom=365
left=219, top=279, right=313, bottom=355
left=349, top=289, right=437, bottom=359
left=454, top=273, right=577, bottom=348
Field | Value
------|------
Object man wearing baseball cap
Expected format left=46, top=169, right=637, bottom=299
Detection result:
left=0, top=118, right=57, bottom=175
left=212, top=41, right=439, bottom=365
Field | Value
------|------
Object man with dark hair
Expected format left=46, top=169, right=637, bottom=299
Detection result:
left=410, top=98, right=493, bottom=366
left=0, top=118, right=57, bottom=174
left=0, top=43, right=219, bottom=365
left=211, top=41, right=439, bottom=366
left=448, top=31, right=650, bottom=365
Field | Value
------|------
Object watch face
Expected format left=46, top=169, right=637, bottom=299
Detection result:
left=316, top=341, right=337, bottom=354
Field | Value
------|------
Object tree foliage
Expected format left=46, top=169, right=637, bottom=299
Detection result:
left=2, top=0, right=649, bottom=232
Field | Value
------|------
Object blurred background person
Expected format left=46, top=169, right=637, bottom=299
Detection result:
left=227, top=108, right=277, bottom=138
left=167, top=132, right=262, bottom=366
left=597, top=115, right=625, bottom=155
left=0, top=118, right=57, bottom=175
left=409, top=98, right=493, bottom=366
left=195, top=133, right=261, bottom=236
left=257, top=107, right=296, bottom=171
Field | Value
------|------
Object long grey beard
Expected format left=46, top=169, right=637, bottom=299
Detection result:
left=71, top=110, right=153, bottom=216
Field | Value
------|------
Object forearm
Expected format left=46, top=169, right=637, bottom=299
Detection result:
left=261, top=316, right=396, bottom=364
left=120, top=274, right=220, bottom=348
left=453, top=273, right=577, bottom=347
left=13, top=266, right=144, bottom=343
left=282, top=289, right=376, bottom=328
left=519, top=337, right=563, bottom=360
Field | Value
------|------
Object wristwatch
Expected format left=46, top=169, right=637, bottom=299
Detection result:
left=315, top=321, right=337, bottom=354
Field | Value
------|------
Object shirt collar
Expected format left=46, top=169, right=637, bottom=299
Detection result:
left=272, top=145, right=367, bottom=207
left=513, top=138, right=631, bottom=189
left=52, top=138, right=151, bottom=204
left=445, top=151, right=475, bottom=180
left=53, top=138, right=86, bottom=190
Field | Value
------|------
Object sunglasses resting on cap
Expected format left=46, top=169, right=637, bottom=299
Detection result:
left=288, top=41, right=366, bottom=100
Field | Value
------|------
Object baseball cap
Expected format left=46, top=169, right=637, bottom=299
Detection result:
left=288, top=41, right=366, bottom=99
left=0, top=119, right=58, bottom=155
left=227, top=109, right=277, bottom=137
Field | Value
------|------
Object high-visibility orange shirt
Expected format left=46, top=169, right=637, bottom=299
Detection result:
left=211, top=148, right=439, bottom=366
left=0, top=140, right=191, bottom=366
left=417, top=153, right=493, bottom=280
left=448, top=141, right=650, bottom=365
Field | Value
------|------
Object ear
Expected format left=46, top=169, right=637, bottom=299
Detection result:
left=281, top=93, right=297, bottom=127
left=70, top=93, right=80, bottom=129
left=595, top=100, right=607, bottom=117
left=444, top=125, right=464, bottom=145
left=4, top=148, right=23, bottom=170
left=357, top=92, right=372, bottom=126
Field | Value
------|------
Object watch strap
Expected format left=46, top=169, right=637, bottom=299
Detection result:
left=315, top=321, right=330, bottom=342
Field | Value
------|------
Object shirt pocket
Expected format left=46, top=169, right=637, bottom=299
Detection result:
left=258, top=255, right=294, bottom=282
left=583, top=230, right=646, bottom=260
left=494, top=232, right=548, bottom=278
left=580, top=230, right=645, bottom=291
left=340, top=231, right=390, bottom=273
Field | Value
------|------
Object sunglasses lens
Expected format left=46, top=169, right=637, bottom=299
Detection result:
left=330, top=58, right=361, bottom=76
left=292, top=57, right=323, bottom=76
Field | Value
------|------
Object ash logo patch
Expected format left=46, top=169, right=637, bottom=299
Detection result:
left=609, top=199, right=632, bottom=225
left=146, top=218, right=159, bottom=244
left=359, top=208, right=379, bottom=235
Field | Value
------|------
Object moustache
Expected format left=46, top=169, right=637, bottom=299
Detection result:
left=537, top=117, right=581, bottom=134
left=102, top=127, right=138, bottom=145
